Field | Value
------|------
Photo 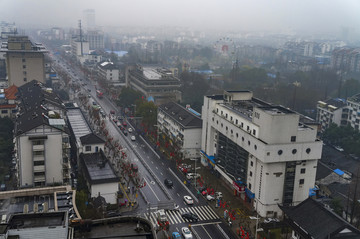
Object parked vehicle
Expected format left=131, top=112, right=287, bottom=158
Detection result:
left=186, top=173, right=200, bottom=180
left=131, top=136, right=136, bottom=141
left=172, top=232, right=181, bottom=239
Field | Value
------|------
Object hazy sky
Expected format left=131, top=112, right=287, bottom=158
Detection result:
left=1, top=0, right=359, bottom=35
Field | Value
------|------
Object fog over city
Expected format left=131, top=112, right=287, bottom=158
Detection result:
left=1, top=0, right=359, bottom=36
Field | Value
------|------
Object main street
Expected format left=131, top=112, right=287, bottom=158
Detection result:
left=52, top=54, right=236, bottom=238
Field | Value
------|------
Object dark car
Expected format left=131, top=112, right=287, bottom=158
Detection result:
left=181, top=212, right=199, bottom=222
left=123, top=130, right=128, bottom=136
left=164, top=179, right=173, bottom=188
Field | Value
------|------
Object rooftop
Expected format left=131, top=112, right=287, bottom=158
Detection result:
left=80, top=150, right=118, bottom=185
left=159, top=101, right=202, bottom=128
left=80, top=133, right=105, bottom=145
left=280, top=198, right=360, bottom=239
left=67, top=107, right=92, bottom=146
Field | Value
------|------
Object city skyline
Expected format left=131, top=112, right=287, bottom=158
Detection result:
left=0, top=0, right=359, bottom=39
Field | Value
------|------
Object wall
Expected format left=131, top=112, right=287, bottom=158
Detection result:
left=91, top=182, right=118, bottom=204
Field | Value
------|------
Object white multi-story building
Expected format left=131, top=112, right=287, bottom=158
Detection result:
left=346, top=93, right=360, bottom=130
left=201, top=90, right=322, bottom=217
left=0, top=35, right=48, bottom=87
left=316, top=99, right=348, bottom=132
left=97, top=61, right=125, bottom=87
left=14, top=81, right=70, bottom=187
left=158, top=102, right=202, bottom=159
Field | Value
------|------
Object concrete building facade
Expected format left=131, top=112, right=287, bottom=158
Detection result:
left=0, top=36, right=47, bottom=87
left=158, top=102, right=202, bottom=159
left=201, top=90, right=322, bottom=217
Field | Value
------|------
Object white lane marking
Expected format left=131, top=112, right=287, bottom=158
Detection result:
left=139, top=135, right=160, bottom=158
left=156, top=166, right=158, bottom=170
left=194, top=206, right=209, bottom=220
left=206, top=205, right=219, bottom=219
left=143, top=178, right=160, bottom=201
left=168, top=168, right=199, bottom=202
left=216, top=224, right=231, bottom=239
left=160, top=172, right=163, bottom=175
left=166, top=211, right=175, bottom=224
left=177, top=193, right=180, bottom=197
left=202, top=225, right=213, bottom=239
left=162, top=162, right=164, bottom=165
left=199, top=206, right=214, bottom=220
left=191, top=226, right=201, bottom=239
left=172, top=211, right=182, bottom=223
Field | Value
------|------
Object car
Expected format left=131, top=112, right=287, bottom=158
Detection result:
left=181, top=227, right=193, bottom=239
left=186, top=173, right=200, bottom=180
left=113, top=118, right=118, bottom=123
left=123, top=130, right=128, bottom=136
left=181, top=212, right=199, bottom=222
left=87, top=94, right=91, bottom=98
left=183, top=196, right=193, bottom=205
left=128, top=128, right=133, bottom=133
left=100, top=110, right=106, bottom=117
left=123, top=122, right=127, bottom=127
left=164, top=179, right=173, bottom=188
left=206, top=194, right=215, bottom=201
left=264, top=218, right=280, bottom=223
left=131, top=136, right=136, bottom=141
left=110, top=110, right=115, bottom=114
left=172, top=232, right=181, bottom=239
left=117, top=116, right=123, bottom=121
left=117, top=122, right=121, bottom=127
left=334, top=146, right=344, bottom=152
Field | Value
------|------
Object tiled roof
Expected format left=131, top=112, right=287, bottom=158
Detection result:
left=80, top=133, right=105, bottom=145
left=4, top=85, right=17, bottom=100
left=159, top=101, right=202, bottom=128
left=280, top=198, right=360, bottom=238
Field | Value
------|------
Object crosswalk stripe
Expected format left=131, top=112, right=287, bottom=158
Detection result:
left=198, top=206, right=211, bottom=219
left=150, top=213, right=157, bottom=225
left=179, top=208, right=186, bottom=213
left=166, top=211, right=175, bottom=224
left=192, top=207, right=206, bottom=221
left=206, top=205, right=219, bottom=219
left=170, top=211, right=180, bottom=224
left=202, top=206, right=216, bottom=219
left=196, top=206, right=210, bottom=220
left=173, top=211, right=182, bottom=223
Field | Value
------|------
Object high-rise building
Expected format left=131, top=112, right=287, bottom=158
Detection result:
left=83, top=9, right=96, bottom=30
left=0, top=36, right=47, bottom=87
left=201, top=90, right=322, bottom=217
left=84, top=30, right=104, bottom=50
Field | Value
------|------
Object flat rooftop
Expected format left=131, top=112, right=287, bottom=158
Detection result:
left=67, top=107, right=92, bottom=145
left=8, top=211, right=66, bottom=229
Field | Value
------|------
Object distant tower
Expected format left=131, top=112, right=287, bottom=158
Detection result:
left=83, top=9, right=96, bottom=30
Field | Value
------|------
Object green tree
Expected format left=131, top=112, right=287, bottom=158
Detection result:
left=116, top=87, right=143, bottom=108
left=330, top=198, right=344, bottom=216
left=136, top=100, right=158, bottom=130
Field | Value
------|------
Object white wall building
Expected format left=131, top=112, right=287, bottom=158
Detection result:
left=316, top=99, right=348, bottom=132
left=158, top=102, right=202, bottom=159
left=97, top=61, right=125, bottom=87
left=201, top=90, right=322, bottom=218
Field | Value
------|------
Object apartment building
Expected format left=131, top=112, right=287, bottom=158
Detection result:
left=0, top=85, right=18, bottom=118
left=14, top=81, right=70, bottom=187
left=97, top=61, right=125, bottom=87
left=201, top=90, right=322, bottom=217
left=158, top=102, right=202, bottom=159
left=0, top=35, right=47, bottom=87
left=126, top=64, right=181, bottom=104
left=316, top=99, right=348, bottom=132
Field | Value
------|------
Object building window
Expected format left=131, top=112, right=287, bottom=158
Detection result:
left=301, top=168, right=306, bottom=174
left=23, top=71, right=27, bottom=75
left=254, top=145, right=257, bottom=150
left=278, top=150, right=283, bottom=155
left=306, top=148, right=311, bottom=154
left=34, top=161, right=45, bottom=166
left=242, top=137, right=244, bottom=141
left=250, top=161, right=253, bottom=167
left=291, top=136, right=296, bottom=142
left=24, top=78, right=27, bottom=82
left=34, top=172, right=45, bottom=177
left=1, top=110, right=8, bottom=114
left=241, top=122, right=243, bottom=128
left=248, top=183, right=252, bottom=190
left=248, top=141, right=251, bottom=146
left=85, top=146, right=91, bottom=152
left=292, top=149, right=297, bottom=154
left=299, top=179, right=305, bottom=185
left=33, top=151, right=44, bottom=156
left=253, top=129, right=256, bottom=135
left=22, top=58, right=26, bottom=63
left=226, top=113, right=228, bottom=118
left=23, top=65, right=26, bottom=69
left=236, top=133, right=238, bottom=138
left=236, top=119, right=238, bottom=124
left=33, top=140, right=44, bottom=145
left=250, top=171, right=253, bottom=177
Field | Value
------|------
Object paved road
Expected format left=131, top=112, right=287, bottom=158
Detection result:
left=53, top=54, right=235, bottom=239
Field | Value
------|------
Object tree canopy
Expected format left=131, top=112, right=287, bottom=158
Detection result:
left=116, top=87, right=143, bottom=108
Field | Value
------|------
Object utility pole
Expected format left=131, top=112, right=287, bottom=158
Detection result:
left=350, top=166, right=360, bottom=224
left=78, top=20, right=83, bottom=56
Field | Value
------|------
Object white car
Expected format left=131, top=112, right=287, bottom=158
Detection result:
left=183, top=196, right=193, bottom=205
left=186, top=173, right=200, bottom=180
left=128, top=128, right=133, bottom=133
left=206, top=194, right=215, bottom=201
left=181, top=227, right=193, bottom=239
left=334, top=146, right=344, bottom=152
left=131, top=136, right=136, bottom=141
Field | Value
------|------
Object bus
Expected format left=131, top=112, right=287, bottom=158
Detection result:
left=96, top=90, right=103, bottom=99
